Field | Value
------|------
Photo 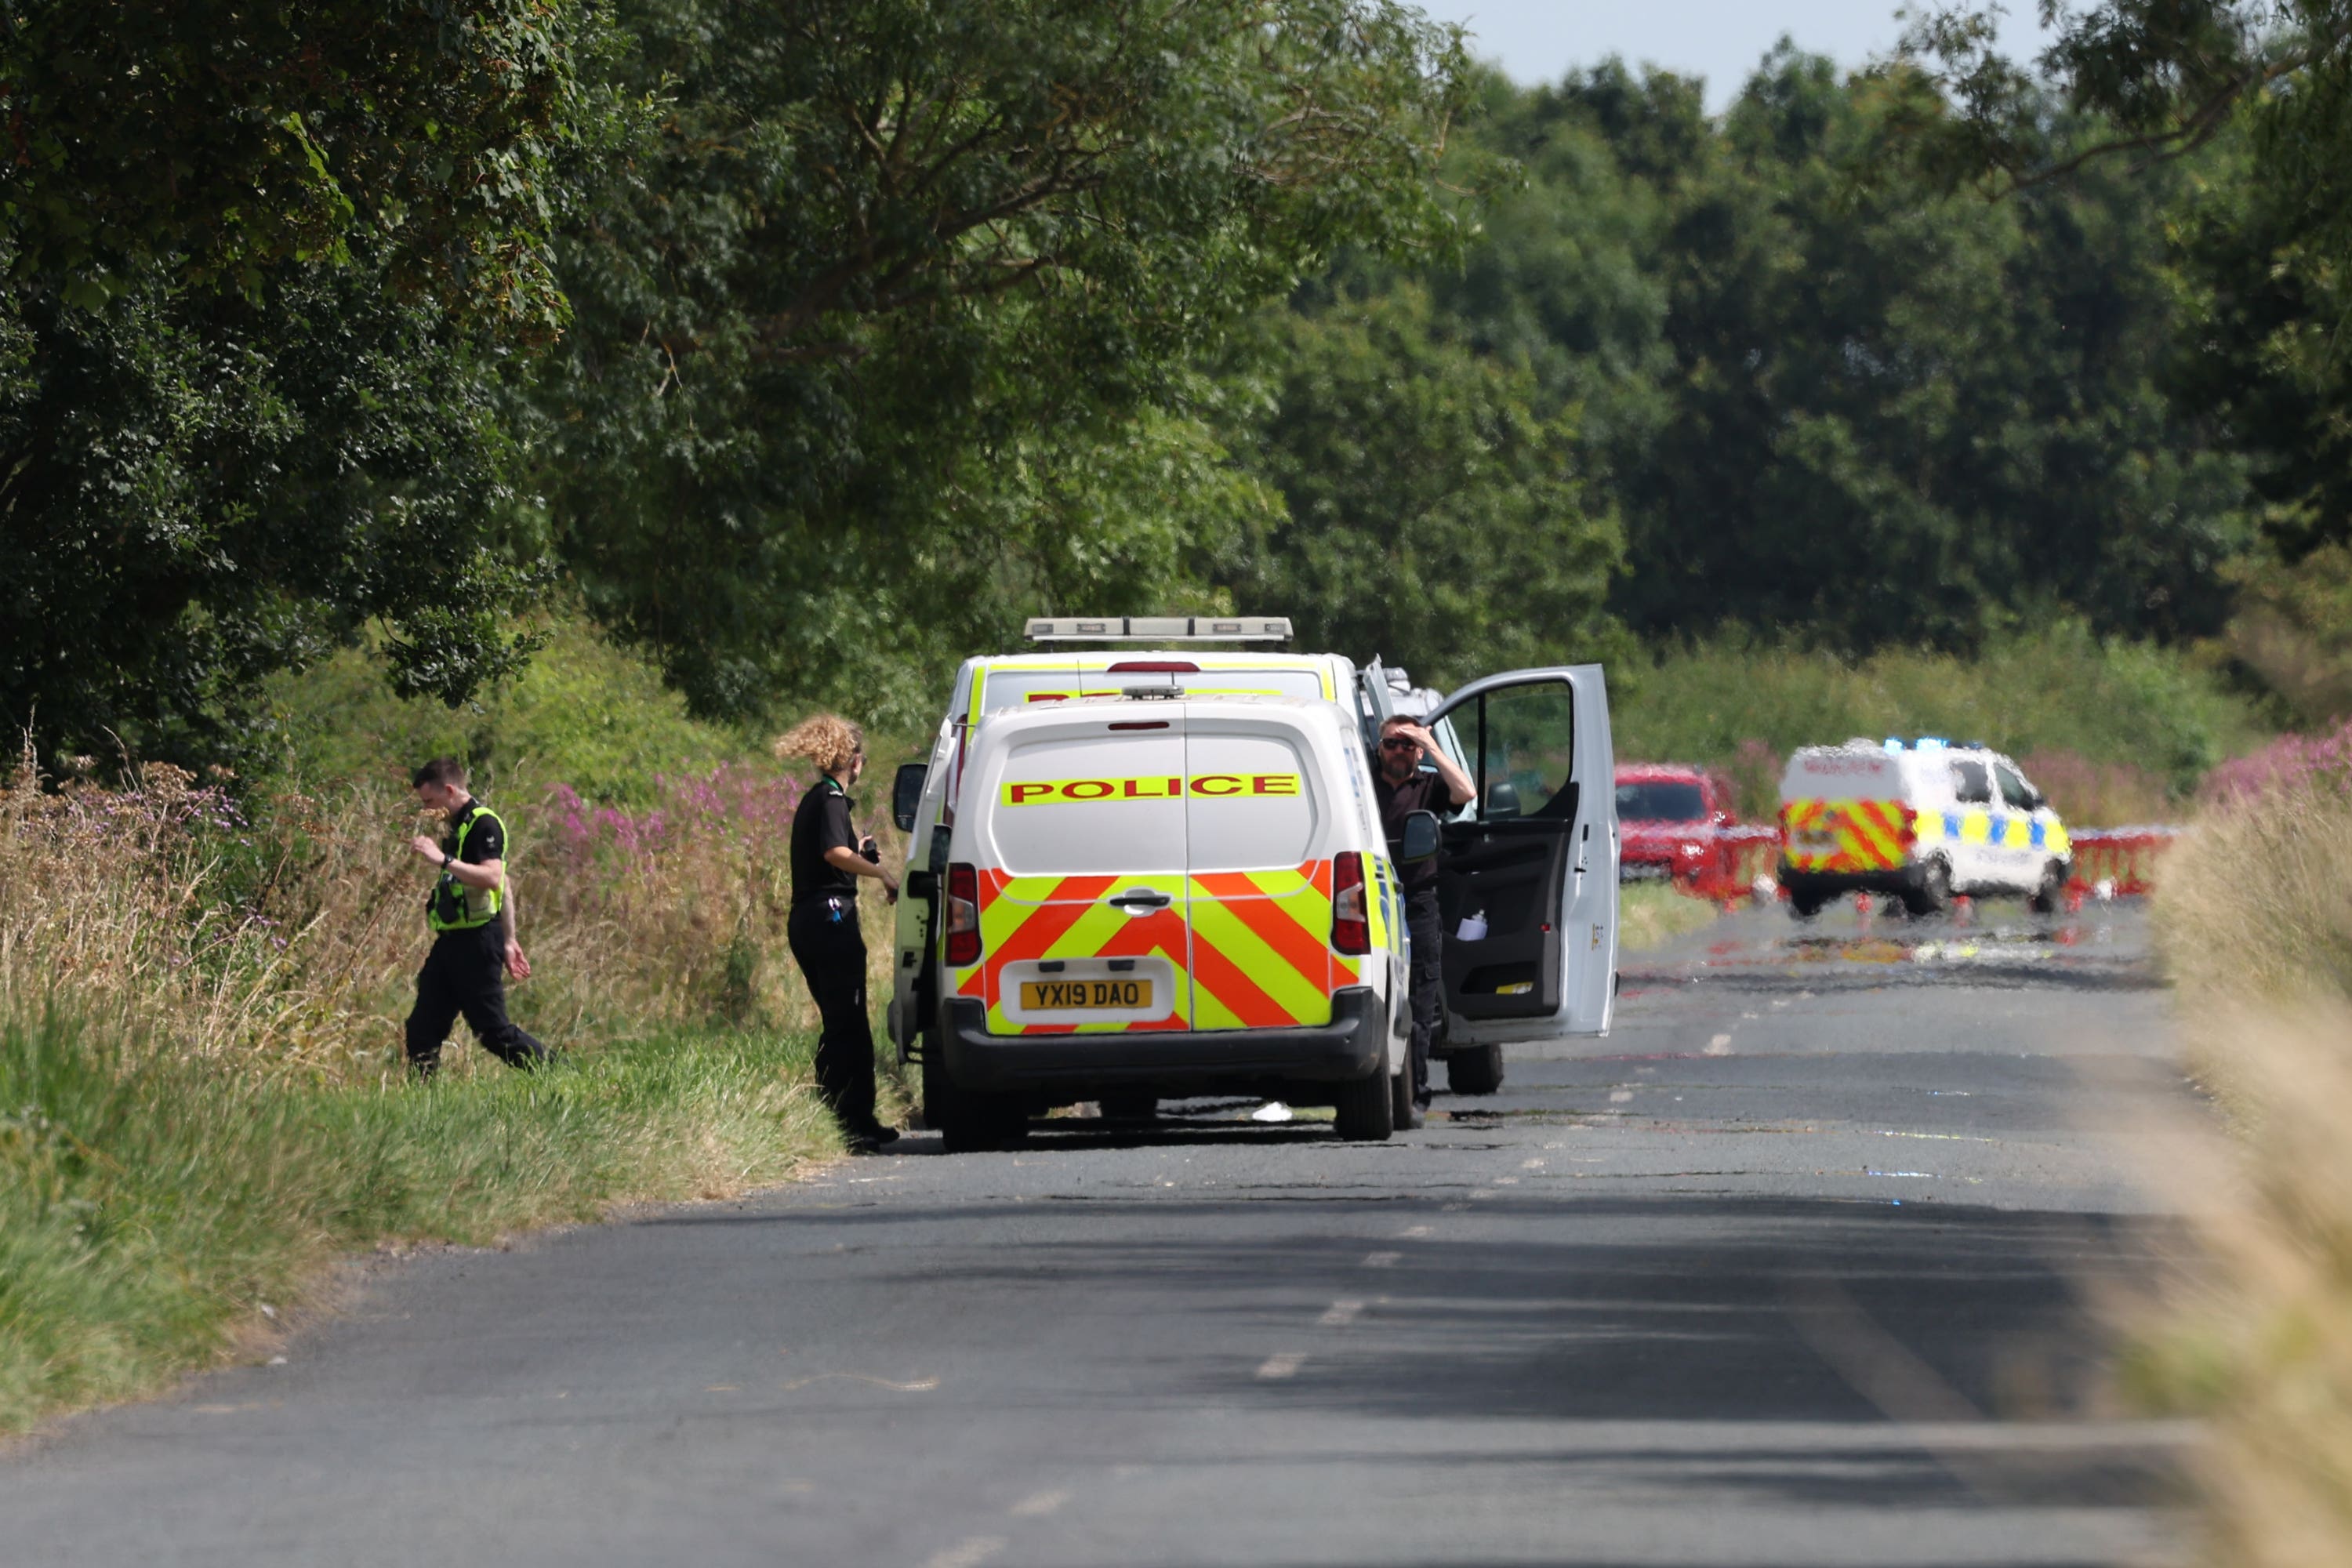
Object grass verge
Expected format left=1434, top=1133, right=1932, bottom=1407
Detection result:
left=2137, top=750, right=2352, bottom=1566
left=1619, top=882, right=1726, bottom=952
left=0, top=1005, right=840, bottom=1436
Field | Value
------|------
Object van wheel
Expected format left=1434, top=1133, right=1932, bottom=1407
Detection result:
left=2027, top=860, right=2067, bottom=915
left=1901, top=857, right=1953, bottom=918
left=1391, top=1066, right=1418, bottom=1129
left=1099, top=1093, right=1156, bottom=1121
left=1447, top=1043, right=1505, bottom=1097
left=925, top=1056, right=1026, bottom=1153
left=1333, top=1065, right=1394, bottom=1141
left=1788, top=887, right=1828, bottom=919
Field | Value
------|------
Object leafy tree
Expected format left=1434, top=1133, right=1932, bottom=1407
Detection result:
left=1220, top=286, right=1623, bottom=684
left=535, top=0, right=1472, bottom=722
left=0, top=253, right=545, bottom=764
left=1396, top=52, right=2257, bottom=655
left=1907, top=1, right=2352, bottom=559
left=0, top=0, right=601, bottom=330
left=0, top=3, right=613, bottom=765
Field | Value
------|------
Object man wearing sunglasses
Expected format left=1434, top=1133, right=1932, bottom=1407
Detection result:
left=1371, top=715, right=1475, bottom=1126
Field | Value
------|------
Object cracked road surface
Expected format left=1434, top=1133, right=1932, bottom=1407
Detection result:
left=1, top=902, right=2212, bottom=1566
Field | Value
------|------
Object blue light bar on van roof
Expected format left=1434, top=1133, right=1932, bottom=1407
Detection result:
left=1884, top=738, right=1903, bottom=753
left=1914, top=736, right=1946, bottom=750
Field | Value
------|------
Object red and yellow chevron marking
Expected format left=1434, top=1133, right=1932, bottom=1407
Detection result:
left=951, top=862, right=1348, bottom=1035
left=1781, top=798, right=1908, bottom=873
left=956, top=871, right=1192, bottom=1036
left=1188, top=864, right=1338, bottom=1030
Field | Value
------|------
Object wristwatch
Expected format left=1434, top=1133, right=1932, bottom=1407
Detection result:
left=441, top=852, right=453, bottom=870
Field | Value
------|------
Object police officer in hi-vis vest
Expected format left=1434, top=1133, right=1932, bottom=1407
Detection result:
left=404, top=757, right=550, bottom=1077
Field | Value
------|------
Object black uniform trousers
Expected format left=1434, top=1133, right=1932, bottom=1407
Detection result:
left=1404, top=889, right=1442, bottom=1109
left=405, top=923, right=547, bottom=1076
left=787, top=898, right=879, bottom=1136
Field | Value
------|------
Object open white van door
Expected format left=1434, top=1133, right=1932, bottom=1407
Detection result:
left=1422, top=665, right=1619, bottom=1044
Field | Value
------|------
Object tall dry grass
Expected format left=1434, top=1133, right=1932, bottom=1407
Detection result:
left=0, top=745, right=899, bottom=1080
left=0, top=742, right=903, bottom=1432
left=2147, top=736, right=2352, bottom=1567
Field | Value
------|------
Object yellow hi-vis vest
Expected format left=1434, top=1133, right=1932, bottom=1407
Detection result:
left=426, top=802, right=506, bottom=932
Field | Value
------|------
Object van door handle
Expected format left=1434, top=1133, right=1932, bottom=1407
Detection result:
left=1109, top=891, right=1173, bottom=909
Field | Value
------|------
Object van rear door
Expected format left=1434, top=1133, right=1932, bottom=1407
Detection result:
left=1422, top=666, right=1619, bottom=1040
left=964, top=714, right=1193, bottom=1035
left=1182, top=713, right=1344, bottom=1031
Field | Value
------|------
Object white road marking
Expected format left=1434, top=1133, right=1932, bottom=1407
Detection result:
left=1609, top=1089, right=1634, bottom=1104
left=1257, top=1352, right=1306, bottom=1379
left=1319, top=1299, right=1365, bottom=1327
left=1399, top=1224, right=1432, bottom=1238
left=1010, top=1490, right=1070, bottom=1518
left=1706, top=1033, right=1733, bottom=1055
left=925, top=1537, right=1007, bottom=1568
left=1360, top=1250, right=1400, bottom=1268
left=1522, top=1158, right=1546, bottom=1169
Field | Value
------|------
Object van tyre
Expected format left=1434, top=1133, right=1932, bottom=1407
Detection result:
left=1901, top=857, right=1954, bottom=918
left=1333, top=1063, right=1395, bottom=1141
left=1447, top=1042, right=1505, bottom=1097
left=925, top=1055, right=1027, bottom=1153
left=1788, top=885, right=1828, bottom=920
left=1391, top=1067, right=1421, bottom=1130
left=2028, top=859, right=2067, bottom=915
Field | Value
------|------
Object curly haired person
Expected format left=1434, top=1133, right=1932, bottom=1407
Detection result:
left=775, top=714, right=901, bottom=1152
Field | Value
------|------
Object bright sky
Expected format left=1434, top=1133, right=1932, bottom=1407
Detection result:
left=1413, top=0, right=2056, bottom=111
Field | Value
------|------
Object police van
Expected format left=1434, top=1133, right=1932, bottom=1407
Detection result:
left=886, top=618, right=1621, bottom=1149
left=1778, top=738, right=2071, bottom=918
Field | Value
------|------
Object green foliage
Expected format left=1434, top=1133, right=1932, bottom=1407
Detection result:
left=1613, top=622, right=2270, bottom=805
left=1221, top=285, right=1624, bottom=686
left=0, top=278, right=545, bottom=760
left=1407, top=54, right=2259, bottom=655
left=0, top=0, right=603, bottom=330
left=260, top=619, right=757, bottom=803
left=0, top=253, right=551, bottom=768
left=0, top=1003, right=838, bottom=1434
left=535, top=0, right=1472, bottom=724
left=1907, top=2, right=2352, bottom=565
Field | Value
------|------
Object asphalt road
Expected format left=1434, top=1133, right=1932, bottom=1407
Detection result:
left=2, top=900, right=2212, bottom=1567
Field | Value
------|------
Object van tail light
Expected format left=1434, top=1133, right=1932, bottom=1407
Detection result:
left=945, top=863, right=982, bottom=967
left=1331, top=852, right=1370, bottom=956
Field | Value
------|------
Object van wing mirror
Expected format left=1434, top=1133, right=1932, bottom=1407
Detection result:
left=891, top=763, right=927, bottom=833
left=1399, top=809, right=1441, bottom=863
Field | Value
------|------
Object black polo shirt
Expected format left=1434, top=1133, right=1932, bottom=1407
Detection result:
left=1373, top=768, right=1449, bottom=895
left=441, top=797, right=506, bottom=866
left=790, top=778, right=861, bottom=906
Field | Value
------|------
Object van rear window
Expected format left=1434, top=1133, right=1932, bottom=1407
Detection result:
left=985, top=732, right=1189, bottom=876
left=1185, top=731, right=1319, bottom=871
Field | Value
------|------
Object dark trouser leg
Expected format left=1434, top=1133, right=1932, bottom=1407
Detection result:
left=452, top=927, right=548, bottom=1069
left=1406, top=892, right=1443, bottom=1109
left=789, top=903, right=877, bottom=1136
left=404, top=938, right=465, bottom=1078
left=408, top=929, right=546, bottom=1076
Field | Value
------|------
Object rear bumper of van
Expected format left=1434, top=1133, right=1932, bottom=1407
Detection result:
left=938, top=987, right=1385, bottom=1098
left=1778, top=863, right=1920, bottom=898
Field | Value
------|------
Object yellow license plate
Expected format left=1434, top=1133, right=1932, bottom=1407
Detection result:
left=1020, top=978, right=1154, bottom=1011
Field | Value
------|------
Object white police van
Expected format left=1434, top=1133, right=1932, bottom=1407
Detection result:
left=1778, top=738, right=2073, bottom=917
left=886, top=618, right=1621, bottom=1145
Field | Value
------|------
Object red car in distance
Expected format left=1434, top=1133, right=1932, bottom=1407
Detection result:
left=1615, top=764, right=1739, bottom=887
